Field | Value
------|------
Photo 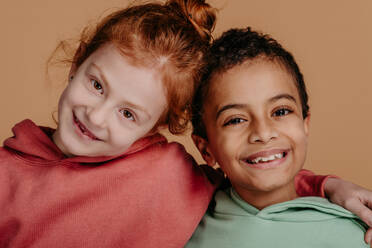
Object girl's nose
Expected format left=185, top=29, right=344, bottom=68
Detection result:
left=86, top=104, right=109, bottom=128
left=248, top=117, right=278, bottom=144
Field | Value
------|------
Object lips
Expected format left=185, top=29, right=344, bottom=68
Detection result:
left=73, top=114, right=100, bottom=141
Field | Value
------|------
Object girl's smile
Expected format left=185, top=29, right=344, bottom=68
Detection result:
left=73, top=113, right=101, bottom=141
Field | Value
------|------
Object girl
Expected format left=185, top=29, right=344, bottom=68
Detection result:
left=0, top=1, right=371, bottom=247
left=188, top=27, right=370, bottom=247
left=0, top=1, right=218, bottom=247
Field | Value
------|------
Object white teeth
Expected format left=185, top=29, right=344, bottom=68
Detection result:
left=252, top=157, right=261, bottom=164
left=275, top=153, right=283, bottom=159
left=249, top=153, right=284, bottom=164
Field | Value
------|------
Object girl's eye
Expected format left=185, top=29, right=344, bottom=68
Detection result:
left=273, top=108, right=293, bottom=117
left=119, top=109, right=135, bottom=121
left=223, top=118, right=246, bottom=126
left=91, top=79, right=104, bottom=94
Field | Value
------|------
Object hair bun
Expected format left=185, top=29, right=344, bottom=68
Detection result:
left=167, top=0, right=216, bottom=43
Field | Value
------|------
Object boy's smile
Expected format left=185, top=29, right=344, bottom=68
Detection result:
left=197, top=60, right=310, bottom=208
left=53, top=44, right=167, bottom=157
left=242, top=148, right=289, bottom=168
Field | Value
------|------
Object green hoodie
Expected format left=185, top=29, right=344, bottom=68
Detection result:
left=186, top=188, right=368, bottom=248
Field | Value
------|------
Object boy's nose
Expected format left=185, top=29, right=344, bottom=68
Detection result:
left=248, top=117, right=278, bottom=144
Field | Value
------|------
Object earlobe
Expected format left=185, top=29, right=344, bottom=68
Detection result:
left=192, top=134, right=216, bottom=166
left=68, top=64, right=77, bottom=82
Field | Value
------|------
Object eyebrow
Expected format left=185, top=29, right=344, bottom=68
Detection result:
left=122, top=100, right=151, bottom=120
left=268, top=93, right=297, bottom=104
left=216, top=104, right=247, bottom=120
left=91, top=63, right=109, bottom=87
left=90, top=63, right=151, bottom=120
left=215, top=93, right=297, bottom=120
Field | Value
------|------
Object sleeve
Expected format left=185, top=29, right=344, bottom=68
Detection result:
left=295, top=169, right=338, bottom=197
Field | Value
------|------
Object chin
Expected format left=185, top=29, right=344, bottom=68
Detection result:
left=247, top=175, right=292, bottom=193
left=61, top=142, right=93, bottom=157
left=255, top=183, right=284, bottom=192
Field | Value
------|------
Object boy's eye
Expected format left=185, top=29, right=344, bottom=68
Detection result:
left=223, top=117, right=246, bottom=126
left=119, top=109, right=135, bottom=121
left=91, top=79, right=104, bottom=94
left=273, top=108, right=292, bottom=117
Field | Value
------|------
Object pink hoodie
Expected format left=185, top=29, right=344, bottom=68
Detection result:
left=0, top=120, right=327, bottom=247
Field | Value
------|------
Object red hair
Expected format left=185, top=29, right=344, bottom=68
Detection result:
left=51, top=0, right=216, bottom=134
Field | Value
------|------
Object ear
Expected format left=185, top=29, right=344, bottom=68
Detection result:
left=303, top=112, right=311, bottom=136
left=192, top=134, right=216, bottom=167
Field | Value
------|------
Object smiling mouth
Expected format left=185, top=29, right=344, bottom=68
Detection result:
left=73, top=114, right=100, bottom=141
left=245, top=151, right=288, bottom=164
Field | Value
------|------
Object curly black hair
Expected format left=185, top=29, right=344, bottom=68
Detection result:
left=192, top=27, right=309, bottom=138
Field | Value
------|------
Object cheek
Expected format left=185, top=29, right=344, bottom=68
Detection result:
left=108, top=133, right=133, bottom=154
left=280, top=117, right=307, bottom=140
left=58, top=88, right=69, bottom=109
left=211, top=131, right=240, bottom=165
left=295, top=121, right=308, bottom=145
left=109, top=126, right=134, bottom=145
left=109, top=124, right=151, bottom=150
left=287, top=122, right=308, bottom=157
left=59, top=84, right=81, bottom=108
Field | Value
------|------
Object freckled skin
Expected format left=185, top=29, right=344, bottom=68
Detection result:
left=53, top=44, right=167, bottom=157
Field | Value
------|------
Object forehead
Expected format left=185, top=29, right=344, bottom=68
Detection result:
left=88, top=44, right=154, bottom=75
left=82, top=44, right=167, bottom=115
left=206, top=60, right=300, bottom=108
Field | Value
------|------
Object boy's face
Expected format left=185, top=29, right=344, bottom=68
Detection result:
left=53, top=43, right=167, bottom=157
left=195, top=61, right=310, bottom=195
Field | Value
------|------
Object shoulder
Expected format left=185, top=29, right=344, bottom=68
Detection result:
left=128, top=140, right=195, bottom=165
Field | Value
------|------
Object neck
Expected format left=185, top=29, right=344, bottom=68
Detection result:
left=232, top=180, right=297, bottom=210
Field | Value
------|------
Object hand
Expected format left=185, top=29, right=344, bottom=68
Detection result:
left=324, top=177, right=372, bottom=244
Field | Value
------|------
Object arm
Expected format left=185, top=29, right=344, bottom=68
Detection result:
left=294, top=169, right=336, bottom=197
left=324, top=177, right=372, bottom=244
left=295, top=169, right=372, bottom=244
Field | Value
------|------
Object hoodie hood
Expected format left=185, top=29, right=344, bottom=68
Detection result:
left=186, top=188, right=368, bottom=248
left=226, top=188, right=366, bottom=224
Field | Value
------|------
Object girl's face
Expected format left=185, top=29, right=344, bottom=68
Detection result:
left=199, top=61, right=310, bottom=198
left=53, top=43, right=167, bottom=157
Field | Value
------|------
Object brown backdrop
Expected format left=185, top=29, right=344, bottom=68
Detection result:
left=1, top=0, right=371, bottom=188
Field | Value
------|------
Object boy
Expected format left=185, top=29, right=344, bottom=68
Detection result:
left=187, top=27, right=369, bottom=247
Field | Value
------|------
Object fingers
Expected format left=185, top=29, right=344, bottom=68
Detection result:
left=345, top=198, right=372, bottom=245
left=344, top=198, right=372, bottom=226
left=324, top=179, right=372, bottom=245
left=364, top=228, right=372, bottom=245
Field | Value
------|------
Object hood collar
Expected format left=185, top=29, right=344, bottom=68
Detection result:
left=4, top=119, right=167, bottom=164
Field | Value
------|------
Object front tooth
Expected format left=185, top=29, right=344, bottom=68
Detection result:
left=250, top=153, right=284, bottom=164
left=253, top=157, right=261, bottom=163
left=268, top=155, right=276, bottom=161
left=275, top=153, right=283, bottom=159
